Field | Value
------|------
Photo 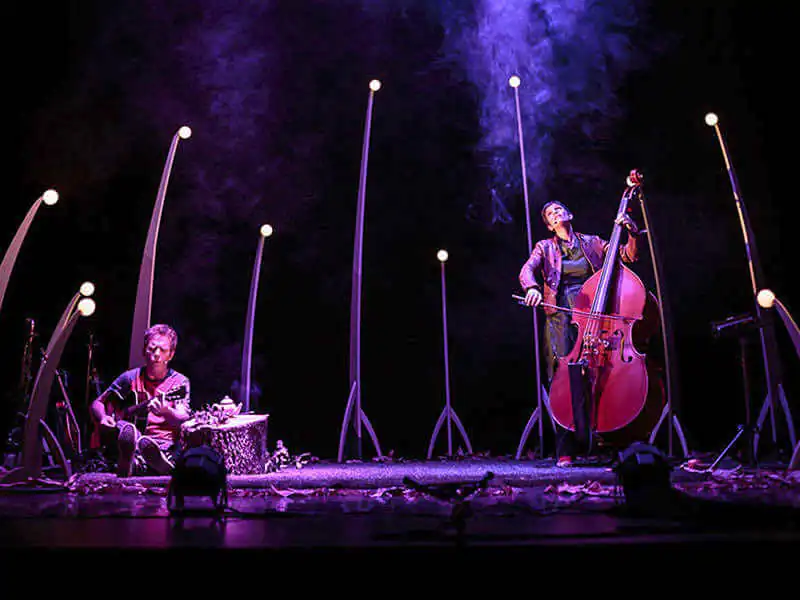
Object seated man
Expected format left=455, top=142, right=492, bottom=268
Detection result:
left=90, top=324, right=192, bottom=476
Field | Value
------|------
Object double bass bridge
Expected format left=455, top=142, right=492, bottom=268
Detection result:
left=580, top=330, right=623, bottom=365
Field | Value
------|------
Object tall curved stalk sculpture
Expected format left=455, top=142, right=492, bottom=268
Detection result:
left=129, top=126, right=192, bottom=369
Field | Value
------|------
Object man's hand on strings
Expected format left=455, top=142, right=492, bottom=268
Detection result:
left=148, top=396, right=168, bottom=416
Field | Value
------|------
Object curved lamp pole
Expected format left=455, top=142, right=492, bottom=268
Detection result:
left=705, top=113, right=796, bottom=457
left=129, top=126, right=192, bottom=369
left=508, top=75, right=552, bottom=460
left=427, top=249, right=472, bottom=458
left=756, top=290, right=800, bottom=470
left=338, top=79, right=383, bottom=462
left=0, top=189, right=59, bottom=316
left=239, top=224, right=273, bottom=413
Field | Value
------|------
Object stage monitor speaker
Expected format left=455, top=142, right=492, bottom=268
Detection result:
left=168, top=445, right=228, bottom=514
left=614, top=442, right=674, bottom=515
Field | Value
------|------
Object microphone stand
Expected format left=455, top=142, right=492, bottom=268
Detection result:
left=707, top=313, right=759, bottom=467
left=20, top=319, right=37, bottom=410
left=84, top=332, right=100, bottom=444
left=5, top=319, right=37, bottom=457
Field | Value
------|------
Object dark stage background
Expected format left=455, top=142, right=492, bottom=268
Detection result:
left=3, top=1, right=797, bottom=460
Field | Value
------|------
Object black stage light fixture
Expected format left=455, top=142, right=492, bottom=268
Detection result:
left=614, top=442, right=675, bottom=516
left=168, top=445, right=228, bottom=515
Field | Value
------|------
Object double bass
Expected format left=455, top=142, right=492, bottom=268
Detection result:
left=548, top=170, right=664, bottom=449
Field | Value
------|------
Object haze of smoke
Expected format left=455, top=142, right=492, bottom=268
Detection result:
left=437, top=0, right=646, bottom=223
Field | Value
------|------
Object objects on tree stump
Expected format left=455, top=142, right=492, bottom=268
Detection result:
left=181, top=414, right=268, bottom=475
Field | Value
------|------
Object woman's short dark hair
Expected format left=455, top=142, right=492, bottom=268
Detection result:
left=540, top=201, right=569, bottom=224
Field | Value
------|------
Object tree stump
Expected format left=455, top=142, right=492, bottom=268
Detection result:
left=181, top=414, right=269, bottom=475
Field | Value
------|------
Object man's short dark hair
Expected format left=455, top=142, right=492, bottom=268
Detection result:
left=144, top=324, right=178, bottom=352
left=540, top=201, right=569, bottom=225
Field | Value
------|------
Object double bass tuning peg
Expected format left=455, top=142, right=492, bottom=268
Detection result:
left=626, top=169, right=643, bottom=187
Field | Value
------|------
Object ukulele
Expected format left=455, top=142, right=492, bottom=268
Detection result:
left=90, top=384, right=189, bottom=449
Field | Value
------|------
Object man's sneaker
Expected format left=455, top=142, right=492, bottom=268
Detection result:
left=138, top=437, right=174, bottom=475
left=117, top=422, right=138, bottom=477
left=556, top=456, right=573, bottom=468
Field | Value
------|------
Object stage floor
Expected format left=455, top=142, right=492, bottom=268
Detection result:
left=1, top=457, right=799, bottom=566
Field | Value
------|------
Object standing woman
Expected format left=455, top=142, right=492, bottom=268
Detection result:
left=519, top=201, right=640, bottom=462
